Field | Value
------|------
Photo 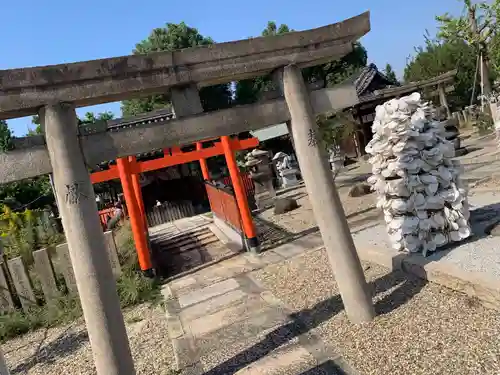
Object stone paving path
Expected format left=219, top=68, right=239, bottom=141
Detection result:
left=162, top=234, right=357, bottom=375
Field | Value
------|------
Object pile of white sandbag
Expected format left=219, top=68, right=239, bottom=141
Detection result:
left=365, top=93, right=471, bottom=256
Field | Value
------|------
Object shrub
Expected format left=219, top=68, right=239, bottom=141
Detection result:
left=0, top=205, right=63, bottom=265
left=0, top=220, right=160, bottom=342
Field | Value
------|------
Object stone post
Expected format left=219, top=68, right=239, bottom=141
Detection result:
left=41, top=103, right=136, bottom=375
left=0, top=348, right=9, bottom=375
left=33, top=248, right=59, bottom=302
left=7, top=257, right=35, bottom=312
left=282, top=65, right=375, bottom=323
left=437, top=84, right=451, bottom=119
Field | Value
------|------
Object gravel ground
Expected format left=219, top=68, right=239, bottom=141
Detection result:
left=2, top=304, right=176, bottom=375
left=471, top=176, right=500, bottom=190
left=258, top=178, right=379, bottom=236
left=252, top=248, right=500, bottom=375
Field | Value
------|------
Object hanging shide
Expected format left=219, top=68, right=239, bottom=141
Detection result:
left=365, top=93, right=471, bottom=256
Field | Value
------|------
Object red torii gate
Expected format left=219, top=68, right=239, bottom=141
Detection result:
left=91, top=136, right=260, bottom=274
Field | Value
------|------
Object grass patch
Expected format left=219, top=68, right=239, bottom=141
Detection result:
left=0, top=221, right=161, bottom=342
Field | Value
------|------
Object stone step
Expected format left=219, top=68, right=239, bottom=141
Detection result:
left=161, top=230, right=215, bottom=249
left=157, top=226, right=212, bottom=245
left=172, top=236, right=219, bottom=254
left=234, top=343, right=320, bottom=375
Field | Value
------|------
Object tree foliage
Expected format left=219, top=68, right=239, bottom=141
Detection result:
left=436, top=0, right=500, bottom=48
left=234, top=21, right=368, bottom=105
left=384, top=63, right=399, bottom=84
left=404, top=36, right=478, bottom=109
left=435, top=0, right=500, bottom=94
left=1, top=112, right=116, bottom=210
left=0, top=120, right=12, bottom=152
left=121, top=22, right=231, bottom=116
left=30, top=111, right=115, bottom=134
left=78, top=111, right=114, bottom=124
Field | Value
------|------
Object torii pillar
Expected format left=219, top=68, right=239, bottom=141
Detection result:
left=221, top=135, right=260, bottom=253
left=129, top=156, right=148, bottom=230
left=116, top=157, right=153, bottom=275
left=282, top=65, right=375, bottom=323
left=196, top=142, right=211, bottom=180
left=42, top=103, right=135, bottom=374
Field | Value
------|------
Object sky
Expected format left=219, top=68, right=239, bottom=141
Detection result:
left=0, top=0, right=465, bottom=136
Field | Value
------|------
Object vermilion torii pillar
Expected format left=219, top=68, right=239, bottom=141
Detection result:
left=196, top=141, right=211, bottom=180
left=129, top=156, right=148, bottom=231
left=116, top=157, right=153, bottom=275
left=221, top=135, right=260, bottom=253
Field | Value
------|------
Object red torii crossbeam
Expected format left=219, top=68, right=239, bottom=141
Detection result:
left=91, top=137, right=259, bottom=183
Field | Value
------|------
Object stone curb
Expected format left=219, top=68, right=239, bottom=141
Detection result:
left=355, top=245, right=500, bottom=311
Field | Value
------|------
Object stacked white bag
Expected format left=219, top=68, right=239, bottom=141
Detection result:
left=365, top=92, right=471, bottom=256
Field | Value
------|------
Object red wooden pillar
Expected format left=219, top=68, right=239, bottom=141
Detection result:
left=128, top=156, right=147, bottom=230
left=116, top=157, right=153, bottom=274
left=196, top=142, right=210, bottom=180
left=220, top=136, right=260, bottom=253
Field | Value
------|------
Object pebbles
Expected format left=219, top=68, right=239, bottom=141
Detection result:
left=366, top=93, right=471, bottom=255
left=2, top=304, right=177, bottom=375
left=252, top=248, right=500, bottom=375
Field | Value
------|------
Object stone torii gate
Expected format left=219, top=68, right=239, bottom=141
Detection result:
left=0, top=12, right=374, bottom=375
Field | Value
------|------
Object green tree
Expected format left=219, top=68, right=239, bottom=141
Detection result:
left=383, top=63, right=399, bottom=84
left=78, top=111, right=114, bottom=124
left=121, top=22, right=232, bottom=116
left=0, top=121, right=52, bottom=209
left=30, top=111, right=115, bottom=134
left=436, top=0, right=500, bottom=96
left=0, top=120, right=12, bottom=152
left=404, top=35, right=477, bottom=109
left=234, top=21, right=368, bottom=105
left=28, top=116, right=42, bottom=135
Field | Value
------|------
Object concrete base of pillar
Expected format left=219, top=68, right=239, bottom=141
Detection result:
left=245, top=237, right=261, bottom=254
left=213, top=216, right=244, bottom=250
left=213, top=216, right=261, bottom=254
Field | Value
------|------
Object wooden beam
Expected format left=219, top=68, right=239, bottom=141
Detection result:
left=91, top=166, right=118, bottom=184
left=0, top=84, right=358, bottom=184
left=358, top=70, right=457, bottom=106
left=0, top=12, right=370, bottom=120
left=428, top=85, right=455, bottom=97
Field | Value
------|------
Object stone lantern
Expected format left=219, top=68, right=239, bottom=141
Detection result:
left=273, top=151, right=299, bottom=188
left=245, top=149, right=276, bottom=209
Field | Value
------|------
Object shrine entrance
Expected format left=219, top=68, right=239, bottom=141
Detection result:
left=90, top=131, right=260, bottom=272
left=0, top=11, right=376, bottom=374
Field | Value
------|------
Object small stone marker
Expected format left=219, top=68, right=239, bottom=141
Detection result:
left=0, top=264, right=14, bottom=313
left=348, top=183, right=372, bottom=197
left=273, top=198, right=299, bottom=215
left=55, top=243, right=78, bottom=293
left=33, top=248, right=59, bottom=301
left=0, top=347, right=10, bottom=375
left=7, top=257, right=36, bottom=311
left=103, top=231, right=121, bottom=278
